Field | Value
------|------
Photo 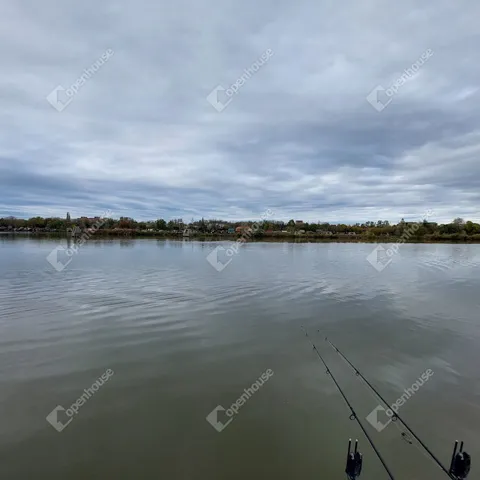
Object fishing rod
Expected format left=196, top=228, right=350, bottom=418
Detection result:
left=323, top=335, right=471, bottom=480
left=301, top=326, right=396, bottom=480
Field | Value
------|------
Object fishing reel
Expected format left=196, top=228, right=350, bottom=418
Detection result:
left=345, top=439, right=363, bottom=479
left=449, top=440, right=471, bottom=479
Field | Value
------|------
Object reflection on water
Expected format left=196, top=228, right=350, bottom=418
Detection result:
left=0, top=238, right=479, bottom=480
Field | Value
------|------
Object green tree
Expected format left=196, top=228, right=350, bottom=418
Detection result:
left=198, top=218, right=207, bottom=233
left=465, top=221, right=480, bottom=235
left=27, top=217, right=46, bottom=228
left=103, top=218, right=115, bottom=229
left=155, top=219, right=167, bottom=230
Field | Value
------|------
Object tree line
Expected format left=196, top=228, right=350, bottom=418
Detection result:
left=1, top=215, right=480, bottom=239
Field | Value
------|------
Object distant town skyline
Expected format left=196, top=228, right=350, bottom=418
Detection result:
left=0, top=210, right=475, bottom=227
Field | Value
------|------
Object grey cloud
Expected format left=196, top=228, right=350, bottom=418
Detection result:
left=0, top=0, right=479, bottom=224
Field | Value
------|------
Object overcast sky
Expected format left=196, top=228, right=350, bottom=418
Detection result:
left=1, top=0, right=479, bottom=224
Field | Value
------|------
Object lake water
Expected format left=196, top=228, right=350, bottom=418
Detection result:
left=1, top=237, right=479, bottom=479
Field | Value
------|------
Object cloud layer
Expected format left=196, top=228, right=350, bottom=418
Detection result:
left=1, top=0, right=479, bottom=223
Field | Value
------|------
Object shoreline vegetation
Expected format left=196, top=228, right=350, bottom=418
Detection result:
left=2, top=231, right=480, bottom=244
left=1, top=214, right=480, bottom=243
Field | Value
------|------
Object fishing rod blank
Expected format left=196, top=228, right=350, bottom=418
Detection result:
left=301, top=327, right=396, bottom=480
left=323, top=335, right=471, bottom=480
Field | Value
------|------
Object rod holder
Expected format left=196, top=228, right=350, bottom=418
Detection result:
left=449, top=440, right=471, bottom=479
left=345, top=439, right=363, bottom=479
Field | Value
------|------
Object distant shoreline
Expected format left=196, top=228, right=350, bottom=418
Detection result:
left=2, top=231, right=480, bottom=244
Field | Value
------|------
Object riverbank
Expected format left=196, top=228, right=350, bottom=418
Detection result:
left=2, top=231, right=480, bottom=243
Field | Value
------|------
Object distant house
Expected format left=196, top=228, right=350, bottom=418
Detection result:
left=228, top=228, right=235, bottom=234
left=317, top=230, right=333, bottom=235
left=236, top=226, right=250, bottom=233
left=295, top=220, right=304, bottom=226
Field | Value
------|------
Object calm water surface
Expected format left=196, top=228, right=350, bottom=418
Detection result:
left=1, top=237, right=479, bottom=479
